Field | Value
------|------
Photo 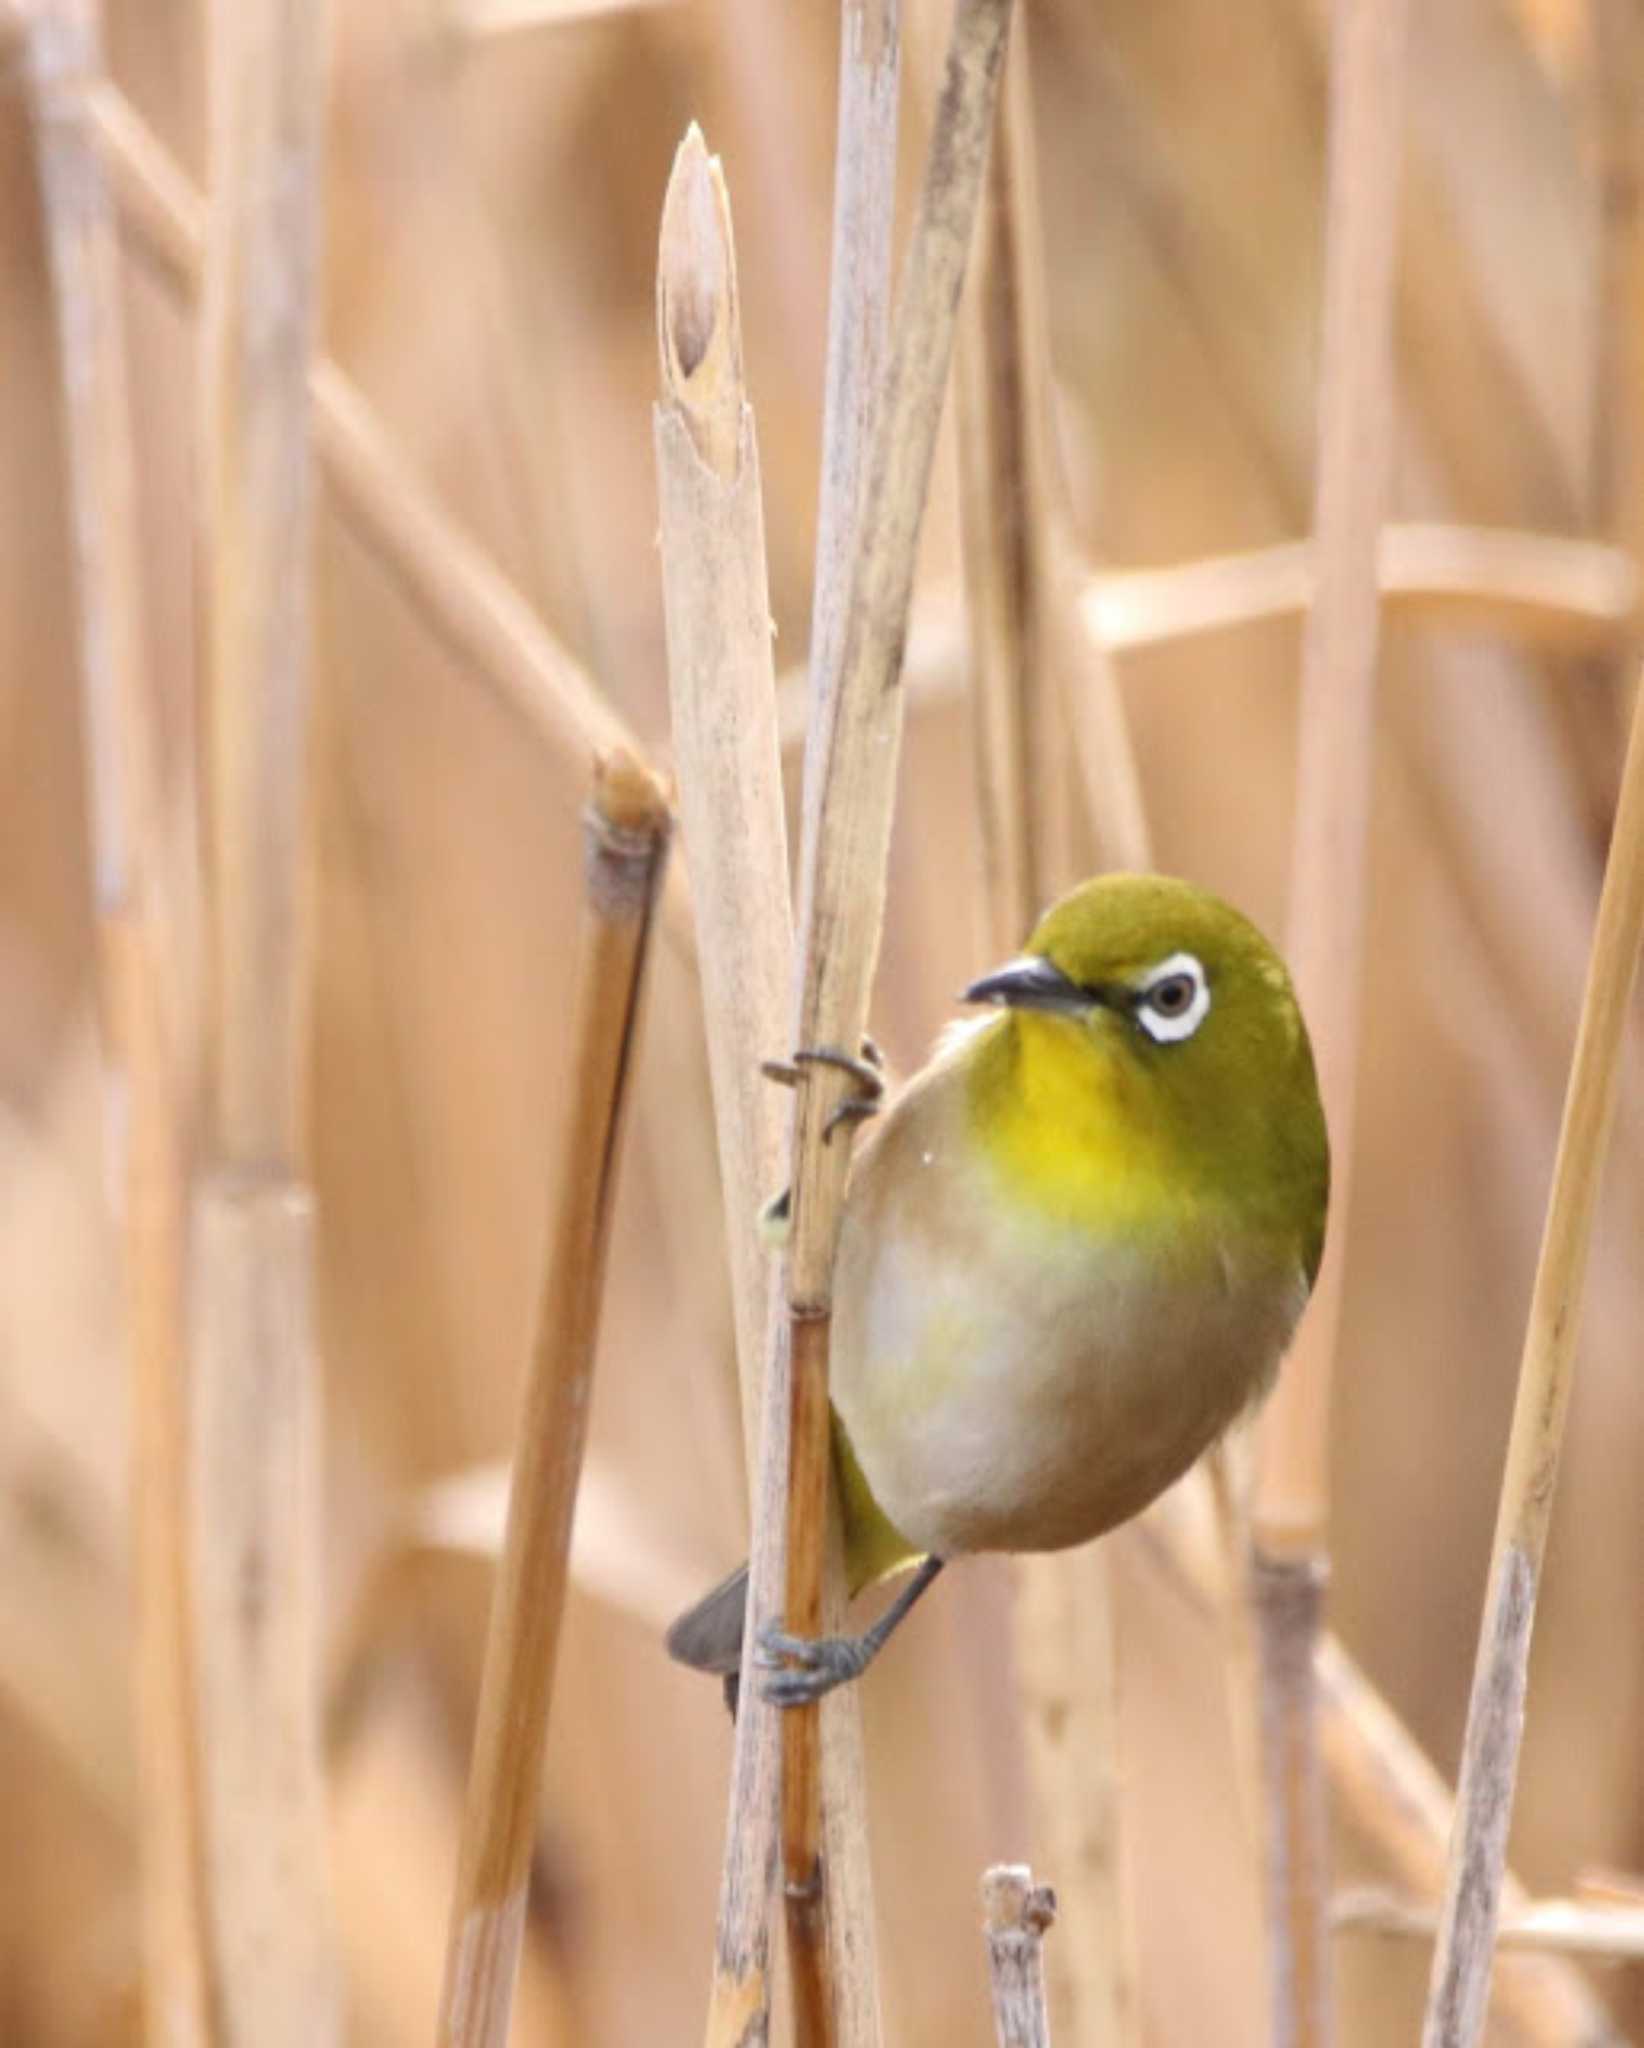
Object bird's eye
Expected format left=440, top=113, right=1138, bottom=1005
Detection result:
left=1134, top=952, right=1210, bottom=1044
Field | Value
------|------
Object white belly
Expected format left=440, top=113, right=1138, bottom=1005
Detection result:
left=831, top=1139, right=1302, bottom=1559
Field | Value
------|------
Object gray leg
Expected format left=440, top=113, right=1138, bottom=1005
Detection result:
left=757, top=1556, right=945, bottom=1707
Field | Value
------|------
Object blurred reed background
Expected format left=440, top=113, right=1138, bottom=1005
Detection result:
left=4, top=0, right=1644, bottom=2042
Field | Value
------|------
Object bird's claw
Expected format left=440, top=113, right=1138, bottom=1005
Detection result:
left=760, top=1042, right=885, bottom=1145
left=755, top=1622, right=869, bottom=1707
left=824, top=1096, right=879, bottom=1142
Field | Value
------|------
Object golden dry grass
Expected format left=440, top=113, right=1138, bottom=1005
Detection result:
left=4, top=0, right=1644, bottom=2042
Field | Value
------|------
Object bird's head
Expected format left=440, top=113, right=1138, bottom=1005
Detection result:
left=965, top=873, right=1306, bottom=1073
left=960, top=874, right=1327, bottom=1255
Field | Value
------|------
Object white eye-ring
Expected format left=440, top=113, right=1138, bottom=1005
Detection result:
left=1134, top=951, right=1210, bottom=1044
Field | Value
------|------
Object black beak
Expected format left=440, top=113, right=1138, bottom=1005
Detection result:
left=961, top=955, right=1096, bottom=1016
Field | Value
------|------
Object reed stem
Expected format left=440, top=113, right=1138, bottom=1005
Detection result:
left=982, top=1866, right=1058, bottom=2048
left=1252, top=0, right=1410, bottom=2034
left=190, top=2, right=338, bottom=2038
left=436, top=754, right=671, bottom=2048
left=1421, top=674, right=1644, bottom=2048
left=24, top=6, right=216, bottom=2038
left=772, top=4, right=1017, bottom=2039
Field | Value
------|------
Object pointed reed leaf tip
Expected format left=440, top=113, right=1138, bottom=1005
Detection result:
left=657, top=120, right=737, bottom=390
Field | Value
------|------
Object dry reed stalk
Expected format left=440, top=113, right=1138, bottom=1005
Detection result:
left=411, top=1451, right=708, bottom=1626
left=1135, top=1485, right=1618, bottom=2046
left=692, top=8, right=905, bottom=2045
left=772, top=519, right=1639, bottom=750
left=802, top=0, right=902, bottom=785
left=1419, top=704, right=1644, bottom=2048
left=1589, top=0, right=1644, bottom=577
left=24, top=14, right=216, bottom=2036
left=689, top=14, right=904, bottom=2046
left=765, top=4, right=1016, bottom=2041
left=1084, top=528, right=1639, bottom=655
left=654, top=122, right=793, bottom=1467
left=955, top=22, right=1063, bottom=951
left=454, top=0, right=676, bottom=34
left=0, top=1379, right=131, bottom=1817
left=1319, top=1638, right=1618, bottom=2047
left=651, top=125, right=799, bottom=2048
left=334, top=1672, right=579, bottom=2048
left=435, top=752, right=671, bottom=2048
left=190, top=1, right=337, bottom=2040
left=1341, top=1888, right=1644, bottom=1964
left=954, top=26, right=1135, bottom=2045
left=1009, top=1562, right=1131, bottom=2042
left=981, top=1866, right=1058, bottom=2048
left=1578, top=0, right=1644, bottom=812
left=1250, top=0, right=1409, bottom=2038
left=800, top=22, right=900, bottom=2037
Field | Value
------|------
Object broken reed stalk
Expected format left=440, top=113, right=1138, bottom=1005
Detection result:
left=1419, top=689, right=1644, bottom=2047
left=654, top=122, right=793, bottom=1471
left=435, top=753, right=671, bottom=2048
left=23, top=6, right=216, bottom=2040
left=771, top=4, right=1017, bottom=2040
left=955, top=25, right=1135, bottom=2045
left=651, top=125, right=800, bottom=2048
left=981, top=1866, right=1058, bottom=2048
left=191, top=1, right=338, bottom=2040
left=1251, top=0, right=1409, bottom=2038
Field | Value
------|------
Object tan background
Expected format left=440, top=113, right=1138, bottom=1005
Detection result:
left=3, top=0, right=1643, bottom=2040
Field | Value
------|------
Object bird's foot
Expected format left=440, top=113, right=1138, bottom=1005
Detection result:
left=760, top=1040, right=885, bottom=1143
left=755, top=1622, right=874, bottom=1707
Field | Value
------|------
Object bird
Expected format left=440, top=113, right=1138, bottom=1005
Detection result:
left=666, top=872, right=1329, bottom=1709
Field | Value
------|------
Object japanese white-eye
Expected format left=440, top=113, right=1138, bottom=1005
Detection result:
left=669, top=872, right=1330, bottom=1703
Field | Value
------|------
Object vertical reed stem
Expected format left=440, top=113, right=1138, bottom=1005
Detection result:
left=1251, top=0, right=1409, bottom=2036
left=652, top=121, right=805, bottom=2048
left=192, top=2, right=337, bottom=2039
left=773, top=6, right=1017, bottom=2041
left=804, top=15, right=904, bottom=2040
left=24, top=6, right=217, bottom=2039
left=437, top=755, right=671, bottom=2048
left=1420, top=679, right=1644, bottom=2045
left=982, top=1865, right=1058, bottom=2048
left=955, top=25, right=1135, bottom=2042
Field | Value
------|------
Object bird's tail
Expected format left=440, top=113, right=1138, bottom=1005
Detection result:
left=665, top=1418, right=918, bottom=1691
left=664, top=1561, right=750, bottom=1677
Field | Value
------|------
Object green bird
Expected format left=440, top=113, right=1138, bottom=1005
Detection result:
left=668, top=873, right=1329, bottom=1706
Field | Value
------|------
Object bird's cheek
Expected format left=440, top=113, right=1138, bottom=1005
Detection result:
left=1082, top=1009, right=1130, bottom=1057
